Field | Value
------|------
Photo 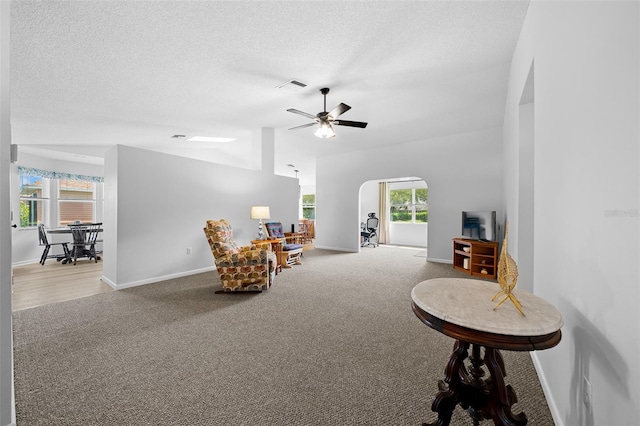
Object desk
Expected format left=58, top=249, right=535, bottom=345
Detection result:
left=251, top=239, right=282, bottom=275
left=411, top=278, right=563, bottom=426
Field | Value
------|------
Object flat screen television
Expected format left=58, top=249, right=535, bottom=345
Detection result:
left=461, top=210, right=497, bottom=241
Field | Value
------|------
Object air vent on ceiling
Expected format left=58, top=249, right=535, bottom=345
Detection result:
left=277, top=79, right=307, bottom=92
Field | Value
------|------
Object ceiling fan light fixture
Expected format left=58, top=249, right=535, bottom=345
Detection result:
left=315, top=122, right=336, bottom=139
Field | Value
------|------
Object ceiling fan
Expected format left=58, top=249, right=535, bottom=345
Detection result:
left=287, top=87, right=368, bottom=138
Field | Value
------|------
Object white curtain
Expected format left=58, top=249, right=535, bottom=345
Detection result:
left=378, top=182, right=389, bottom=244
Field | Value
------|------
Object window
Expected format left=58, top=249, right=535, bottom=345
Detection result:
left=302, top=194, right=315, bottom=219
left=17, top=166, right=104, bottom=228
left=390, top=187, right=428, bottom=223
left=58, top=179, right=96, bottom=226
left=414, top=188, right=428, bottom=223
left=19, top=174, right=48, bottom=228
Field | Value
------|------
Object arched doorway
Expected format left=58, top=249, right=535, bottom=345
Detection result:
left=359, top=177, right=428, bottom=249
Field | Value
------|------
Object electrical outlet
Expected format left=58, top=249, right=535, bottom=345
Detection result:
left=186, top=247, right=192, bottom=255
left=582, top=375, right=593, bottom=413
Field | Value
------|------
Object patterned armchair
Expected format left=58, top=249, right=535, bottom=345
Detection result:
left=203, top=219, right=276, bottom=292
left=265, top=222, right=304, bottom=268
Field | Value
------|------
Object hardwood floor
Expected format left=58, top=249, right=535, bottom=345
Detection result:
left=12, top=243, right=314, bottom=312
left=12, top=258, right=113, bottom=312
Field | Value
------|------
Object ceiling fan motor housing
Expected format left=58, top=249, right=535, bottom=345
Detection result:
left=317, top=112, right=330, bottom=122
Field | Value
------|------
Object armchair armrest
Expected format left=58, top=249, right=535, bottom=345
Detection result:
left=215, top=248, right=271, bottom=267
left=250, top=241, right=272, bottom=251
left=284, top=232, right=303, bottom=244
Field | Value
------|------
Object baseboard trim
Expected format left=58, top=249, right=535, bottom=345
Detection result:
left=102, top=266, right=216, bottom=290
left=11, top=259, right=39, bottom=267
left=426, top=257, right=452, bottom=264
left=313, top=245, right=356, bottom=253
left=531, top=352, right=563, bottom=426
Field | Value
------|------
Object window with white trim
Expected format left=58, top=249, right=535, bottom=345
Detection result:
left=389, top=184, right=428, bottom=223
left=19, top=174, right=49, bottom=228
left=302, top=194, right=315, bottom=220
left=58, top=179, right=96, bottom=226
left=17, top=166, right=104, bottom=228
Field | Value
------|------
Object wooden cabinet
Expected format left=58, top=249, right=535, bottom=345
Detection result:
left=452, top=238, right=498, bottom=280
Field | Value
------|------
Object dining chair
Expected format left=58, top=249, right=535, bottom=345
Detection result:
left=298, top=220, right=313, bottom=244
left=37, top=224, right=71, bottom=265
left=70, top=222, right=102, bottom=265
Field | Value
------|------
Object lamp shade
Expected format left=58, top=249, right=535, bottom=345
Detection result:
left=314, top=122, right=336, bottom=139
left=250, top=206, right=270, bottom=220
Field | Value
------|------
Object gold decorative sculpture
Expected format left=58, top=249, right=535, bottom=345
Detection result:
left=492, top=224, right=525, bottom=316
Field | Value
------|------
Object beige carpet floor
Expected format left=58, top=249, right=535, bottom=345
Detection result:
left=13, top=246, right=555, bottom=425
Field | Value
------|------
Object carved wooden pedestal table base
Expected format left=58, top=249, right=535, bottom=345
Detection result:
left=411, top=278, right=563, bottom=426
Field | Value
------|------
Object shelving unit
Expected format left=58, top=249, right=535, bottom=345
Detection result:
left=452, top=238, right=499, bottom=280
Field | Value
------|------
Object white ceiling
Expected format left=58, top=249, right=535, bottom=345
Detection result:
left=10, top=0, right=530, bottom=187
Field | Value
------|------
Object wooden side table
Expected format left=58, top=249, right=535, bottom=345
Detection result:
left=251, top=239, right=282, bottom=275
left=411, top=278, right=563, bottom=426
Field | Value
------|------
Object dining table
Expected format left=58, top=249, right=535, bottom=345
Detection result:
left=47, top=223, right=103, bottom=264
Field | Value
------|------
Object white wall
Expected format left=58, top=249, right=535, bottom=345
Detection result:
left=503, top=2, right=639, bottom=425
left=359, top=180, right=378, bottom=223
left=0, top=2, right=13, bottom=425
left=316, top=126, right=503, bottom=261
left=389, top=222, right=427, bottom=248
left=102, top=145, right=300, bottom=288
left=300, top=184, right=315, bottom=198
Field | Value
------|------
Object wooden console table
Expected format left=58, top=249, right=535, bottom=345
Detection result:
left=411, top=278, right=563, bottom=425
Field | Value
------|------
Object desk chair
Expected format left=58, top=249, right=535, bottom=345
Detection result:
left=38, top=224, right=71, bottom=265
left=361, top=213, right=379, bottom=247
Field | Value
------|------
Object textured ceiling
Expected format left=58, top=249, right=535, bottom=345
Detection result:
left=10, top=1, right=530, bottom=186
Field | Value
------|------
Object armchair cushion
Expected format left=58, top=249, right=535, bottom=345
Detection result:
left=206, top=219, right=241, bottom=258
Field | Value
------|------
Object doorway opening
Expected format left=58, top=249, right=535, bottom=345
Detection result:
left=359, top=177, right=428, bottom=250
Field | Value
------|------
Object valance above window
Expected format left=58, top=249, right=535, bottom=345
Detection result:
left=18, top=166, right=104, bottom=183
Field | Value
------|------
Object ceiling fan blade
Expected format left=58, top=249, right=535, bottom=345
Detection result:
left=288, top=122, right=317, bottom=130
left=287, top=108, right=317, bottom=120
left=333, top=120, right=368, bottom=128
left=328, top=103, right=351, bottom=119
